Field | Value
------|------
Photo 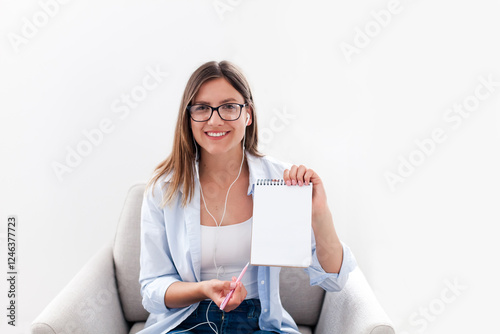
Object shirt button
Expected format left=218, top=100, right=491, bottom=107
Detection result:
left=264, top=309, right=268, bottom=312
left=260, top=280, right=265, bottom=285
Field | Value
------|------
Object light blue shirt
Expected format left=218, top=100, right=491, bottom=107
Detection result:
left=138, top=153, right=358, bottom=334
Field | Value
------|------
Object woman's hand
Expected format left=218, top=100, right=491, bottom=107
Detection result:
left=283, top=165, right=329, bottom=219
left=283, top=165, right=343, bottom=274
left=202, top=277, right=247, bottom=312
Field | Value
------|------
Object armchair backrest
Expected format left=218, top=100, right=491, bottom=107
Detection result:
left=112, top=184, right=325, bottom=326
left=113, top=184, right=148, bottom=322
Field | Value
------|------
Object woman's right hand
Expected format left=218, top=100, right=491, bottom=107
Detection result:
left=203, top=278, right=247, bottom=312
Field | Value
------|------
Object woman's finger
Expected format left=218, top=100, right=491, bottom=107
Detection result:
left=304, top=168, right=315, bottom=185
left=283, top=169, right=291, bottom=185
left=288, top=165, right=298, bottom=185
left=222, top=282, right=243, bottom=312
left=296, top=165, right=307, bottom=186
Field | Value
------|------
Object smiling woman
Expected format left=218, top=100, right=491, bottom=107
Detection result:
left=138, top=60, right=357, bottom=334
left=145, top=61, right=261, bottom=209
left=189, top=78, right=251, bottom=156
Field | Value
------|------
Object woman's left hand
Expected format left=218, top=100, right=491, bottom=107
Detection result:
left=283, top=165, right=330, bottom=219
left=283, top=164, right=343, bottom=273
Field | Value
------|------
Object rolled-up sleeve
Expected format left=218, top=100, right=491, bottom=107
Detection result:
left=305, top=233, right=357, bottom=292
left=139, top=184, right=181, bottom=314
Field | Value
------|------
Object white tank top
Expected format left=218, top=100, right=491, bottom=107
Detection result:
left=200, top=217, right=259, bottom=299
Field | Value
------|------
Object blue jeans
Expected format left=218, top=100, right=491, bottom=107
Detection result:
left=168, top=299, right=275, bottom=334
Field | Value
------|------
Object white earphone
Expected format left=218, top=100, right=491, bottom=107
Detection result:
left=246, top=114, right=250, bottom=125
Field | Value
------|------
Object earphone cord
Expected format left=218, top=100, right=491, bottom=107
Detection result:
left=195, top=128, right=247, bottom=277
left=196, top=131, right=247, bottom=228
left=190, top=128, right=247, bottom=334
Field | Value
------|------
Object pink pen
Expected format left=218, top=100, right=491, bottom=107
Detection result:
left=219, top=262, right=250, bottom=311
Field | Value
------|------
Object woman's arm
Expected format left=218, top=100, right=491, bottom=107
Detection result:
left=165, top=278, right=247, bottom=312
left=140, top=185, right=248, bottom=313
left=283, top=165, right=343, bottom=274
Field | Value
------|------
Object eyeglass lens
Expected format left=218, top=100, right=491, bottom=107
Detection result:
left=190, top=103, right=242, bottom=121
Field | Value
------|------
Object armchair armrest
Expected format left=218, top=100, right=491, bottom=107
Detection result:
left=315, top=267, right=395, bottom=334
left=31, top=242, right=129, bottom=334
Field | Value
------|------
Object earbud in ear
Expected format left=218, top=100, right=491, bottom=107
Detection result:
left=246, top=114, right=250, bottom=125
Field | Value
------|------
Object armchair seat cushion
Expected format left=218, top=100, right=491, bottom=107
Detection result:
left=279, top=267, right=325, bottom=326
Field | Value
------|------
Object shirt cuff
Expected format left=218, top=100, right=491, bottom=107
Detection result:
left=306, top=241, right=357, bottom=292
left=141, top=275, right=181, bottom=314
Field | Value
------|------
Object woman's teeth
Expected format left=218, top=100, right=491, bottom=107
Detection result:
left=206, top=132, right=227, bottom=137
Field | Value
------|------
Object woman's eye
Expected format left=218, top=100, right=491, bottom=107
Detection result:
left=194, top=105, right=209, bottom=112
left=223, top=104, right=237, bottom=110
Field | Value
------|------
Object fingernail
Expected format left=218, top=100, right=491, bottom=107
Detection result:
left=286, top=180, right=291, bottom=186
left=230, top=282, right=236, bottom=289
left=292, top=179, right=296, bottom=185
left=298, top=180, right=302, bottom=186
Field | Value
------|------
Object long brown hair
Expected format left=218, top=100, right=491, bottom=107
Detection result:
left=145, top=60, right=263, bottom=208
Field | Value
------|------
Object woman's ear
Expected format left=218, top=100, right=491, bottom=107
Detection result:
left=245, top=107, right=253, bottom=126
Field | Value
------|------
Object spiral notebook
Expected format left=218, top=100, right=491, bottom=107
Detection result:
left=251, top=179, right=313, bottom=268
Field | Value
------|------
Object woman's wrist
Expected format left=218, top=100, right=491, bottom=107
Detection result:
left=164, top=281, right=212, bottom=309
left=198, top=280, right=210, bottom=300
left=312, top=205, right=333, bottom=231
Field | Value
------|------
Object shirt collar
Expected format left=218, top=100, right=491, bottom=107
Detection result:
left=246, top=152, right=266, bottom=196
left=162, top=151, right=266, bottom=196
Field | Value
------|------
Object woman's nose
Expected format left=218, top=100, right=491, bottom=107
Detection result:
left=207, top=110, right=224, bottom=126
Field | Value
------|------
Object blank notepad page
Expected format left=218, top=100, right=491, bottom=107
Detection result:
left=251, top=179, right=312, bottom=268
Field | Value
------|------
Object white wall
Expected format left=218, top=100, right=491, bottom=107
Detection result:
left=1, top=0, right=499, bottom=333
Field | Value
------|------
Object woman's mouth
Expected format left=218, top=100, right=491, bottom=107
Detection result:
left=205, top=131, right=229, bottom=139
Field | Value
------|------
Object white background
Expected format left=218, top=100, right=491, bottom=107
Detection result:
left=1, top=0, right=499, bottom=333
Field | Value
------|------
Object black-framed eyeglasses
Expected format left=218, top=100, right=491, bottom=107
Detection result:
left=187, top=103, right=247, bottom=122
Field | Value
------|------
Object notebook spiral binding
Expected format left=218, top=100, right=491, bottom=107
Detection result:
left=256, top=179, right=313, bottom=186
left=256, top=179, right=285, bottom=186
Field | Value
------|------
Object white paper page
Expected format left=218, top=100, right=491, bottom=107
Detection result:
left=251, top=180, right=312, bottom=267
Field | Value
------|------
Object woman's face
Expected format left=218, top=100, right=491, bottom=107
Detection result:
left=190, top=77, right=251, bottom=157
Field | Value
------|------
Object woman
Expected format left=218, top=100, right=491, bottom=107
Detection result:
left=139, top=60, right=357, bottom=333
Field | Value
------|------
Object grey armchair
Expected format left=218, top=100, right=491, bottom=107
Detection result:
left=31, top=184, right=395, bottom=334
